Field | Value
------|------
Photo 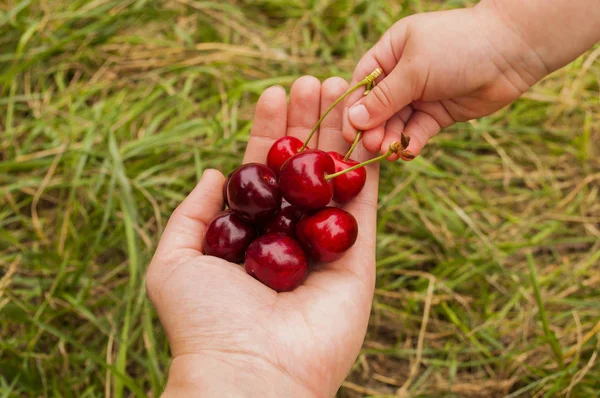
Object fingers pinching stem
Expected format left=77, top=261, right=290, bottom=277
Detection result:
left=299, top=68, right=383, bottom=152
left=343, top=74, right=383, bottom=161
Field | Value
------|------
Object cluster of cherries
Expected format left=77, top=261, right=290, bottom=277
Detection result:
left=202, top=68, right=413, bottom=292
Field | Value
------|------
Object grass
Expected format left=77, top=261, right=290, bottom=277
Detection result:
left=1, top=0, right=599, bottom=397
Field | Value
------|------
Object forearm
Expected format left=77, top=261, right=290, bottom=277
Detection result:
left=162, top=354, right=316, bottom=398
left=479, top=0, right=600, bottom=73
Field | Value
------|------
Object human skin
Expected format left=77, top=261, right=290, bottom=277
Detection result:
left=147, top=77, right=381, bottom=397
left=148, top=1, right=600, bottom=396
left=342, top=0, right=600, bottom=160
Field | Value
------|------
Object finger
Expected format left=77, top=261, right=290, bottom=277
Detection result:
left=243, top=86, right=288, bottom=164
left=379, top=114, right=407, bottom=161
left=317, top=77, right=350, bottom=154
left=359, top=105, right=413, bottom=154
left=398, top=104, right=414, bottom=123
left=342, top=21, right=409, bottom=143
left=348, top=57, right=419, bottom=132
left=361, top=123, right=385, bottom=153
left=150, top=169, right=225, bottom=269
left=286, top=76, right=322, bottom=148
left=401, top=101, right=454, bottom=157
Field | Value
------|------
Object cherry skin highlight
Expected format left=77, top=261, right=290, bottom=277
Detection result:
left=261, top=199, right=304, bottom=238
left=203, top=210, right=257, bottom=263
left=296, top=207, right=358, bottom=262
left=227, top=163, right=281, bottom=223
left=267, top=136, right=305, bottom=176
left=279, top=149, right=335, bottom=210
left=328, top=152, right=367, bottom=204
left=244, top=233, right=309, bottom=292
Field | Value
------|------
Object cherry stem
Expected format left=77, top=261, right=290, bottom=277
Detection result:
left=299, top=68, right=382, bottom=152
left=342, top=79, right=375, bottom=161
left=343, top=131, right=362, bottom=161
left=326, top=133, right=414, bottom=181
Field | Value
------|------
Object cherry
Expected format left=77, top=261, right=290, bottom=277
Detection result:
left=244, top=233, right=309, bottom=292
left=279, top=149, right=335, bottom=210
left=261, top=199, right=304, bottom=237
left=227, top=163, right=281, bottom=223
left=267, top=136, right=304, bottom=176
left=203, top=210, right=257, bottom=263
left=296, top=207, right=358, bottom=262
left=328, top=152, right=366, bottom=204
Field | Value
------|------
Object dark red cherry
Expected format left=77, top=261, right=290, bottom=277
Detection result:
left=279, top=149, right=335, bottom=210
left=296, top=207, right=358, bottom=262
left=261, top=200, right=304, bottom=237
left=327, top=152, right=367, bottom=204
left=203, top=210, right=257, bottom=263
left=267, top=136, right=305, bottom=176
left=227, top=163, right=281, bottom=222
left=244, top=233, right=309, bottom=292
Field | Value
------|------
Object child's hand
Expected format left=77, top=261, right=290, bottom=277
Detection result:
left=147, top=77, right=380, bottom=397
left=343, top=0, right=600, bottom=159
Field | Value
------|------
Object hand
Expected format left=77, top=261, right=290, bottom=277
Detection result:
left=342, top=2, right=552, bottom=159
left=146, top=77, right=381, bottom=397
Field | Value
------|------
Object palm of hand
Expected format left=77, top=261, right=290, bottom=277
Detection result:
left=147, top=77, right=381, bottom=397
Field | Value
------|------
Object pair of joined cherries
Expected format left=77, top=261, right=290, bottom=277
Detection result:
left=202, top=68, right=414, bottom=292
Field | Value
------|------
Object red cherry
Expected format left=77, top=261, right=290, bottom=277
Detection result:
left=203, top=210, right=257, bottom=263
left=227, top=163, right=281, bottom=223
left=296, top=207, right=358, bottom=262
left=267, top=136, right=305, bottom=176
left=244, top=233, right=309, bottom=292
left=279, top=149, right=335, bottom=210
left=261, top=200, right=305, bottom=237
left=327, top=152, right=367, bottom=204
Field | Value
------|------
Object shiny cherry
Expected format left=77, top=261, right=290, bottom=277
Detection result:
left=227, top=163, right=281, bottom=222
left=244, top=233, right=309, bottom=292
left=261, top=200, right=304, bottom=237
left=267, top=136, right=305, bottom=176
left=279, top=149, right=335, bottom=210
left=203, top=210, right=257, bottom=263
left=296, top=207, right=358, bottom=262
left=327, top=152, right=367, bottom=204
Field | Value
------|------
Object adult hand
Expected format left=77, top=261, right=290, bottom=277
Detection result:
left=147, top=76, right=381, bottom=397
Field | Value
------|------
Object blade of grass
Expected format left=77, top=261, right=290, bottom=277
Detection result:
left=527, top=252, right=565, bottom=369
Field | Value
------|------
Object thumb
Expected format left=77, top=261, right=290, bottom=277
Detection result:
left=348, top=60, right=417, bottom=131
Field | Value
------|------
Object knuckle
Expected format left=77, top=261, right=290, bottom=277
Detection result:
left=371, top=80, right=395, bottom=109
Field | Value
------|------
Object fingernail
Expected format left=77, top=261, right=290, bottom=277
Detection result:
left=349, top=104, right=370, bottom=126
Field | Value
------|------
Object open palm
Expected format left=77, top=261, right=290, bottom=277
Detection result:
left=146, top=76, right=381, bottom=397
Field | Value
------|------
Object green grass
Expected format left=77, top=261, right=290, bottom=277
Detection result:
left=1, top=0, right=599, bottom=397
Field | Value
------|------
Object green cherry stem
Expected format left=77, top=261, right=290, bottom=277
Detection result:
left=325, top=141, right=408, bottom=181
left=299, top=68, right=382, bottom=152
left=327, top=133, right=414, bottom=180
left=343, top=130, right=362, bottom=161
left=342, top=77, right=377, bottom=160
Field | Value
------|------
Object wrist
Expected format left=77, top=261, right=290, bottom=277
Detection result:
left=473, top=0, right=549, bottom=86
left=162, top=353, right=317, bottom=398
left=478, top=0, right=600, bottom=73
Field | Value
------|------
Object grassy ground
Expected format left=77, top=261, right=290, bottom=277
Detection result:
left=1, top=0, right=599, bottom=397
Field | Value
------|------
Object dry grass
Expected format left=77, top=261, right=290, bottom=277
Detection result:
left=1, top=0, right=599, bottom=397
